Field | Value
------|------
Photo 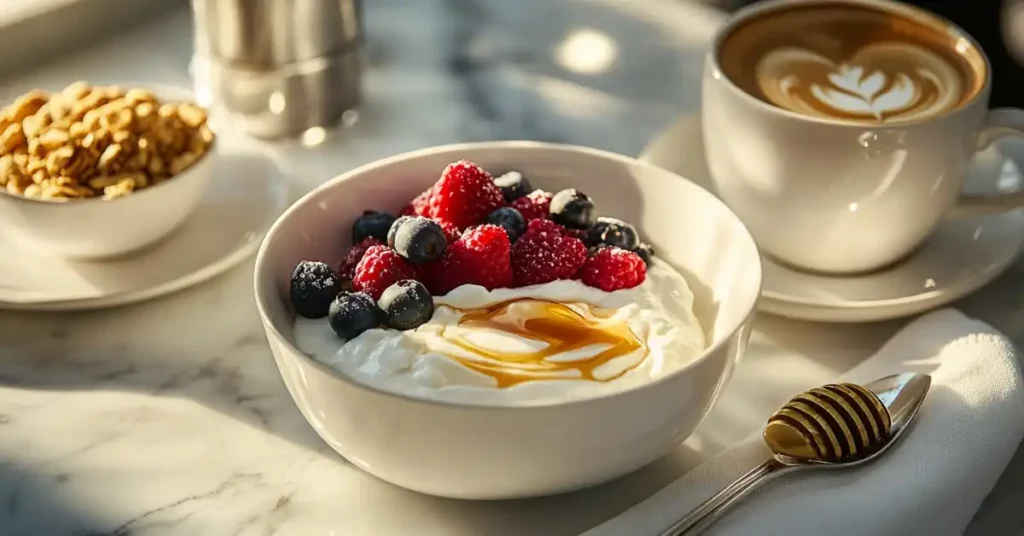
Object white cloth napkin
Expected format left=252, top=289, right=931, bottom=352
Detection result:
left=584, top=309, right=1024, bottom=536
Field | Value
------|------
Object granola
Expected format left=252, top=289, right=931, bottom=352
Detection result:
left=0, top=82, right=215, bottom=200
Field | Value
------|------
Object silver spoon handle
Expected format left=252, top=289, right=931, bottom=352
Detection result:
left=658, top=460, right=784, bottom=536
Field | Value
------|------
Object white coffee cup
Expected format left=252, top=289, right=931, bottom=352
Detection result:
left=702, top=0, right=1024, bottom=274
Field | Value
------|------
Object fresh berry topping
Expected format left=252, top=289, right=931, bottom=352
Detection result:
left=493, top=171, right=533, bottom=202
left=509, top=189, right=552, bottom=221
left=436, top=219, right=462, bottom=244
left=579, top=247, right=647, bottom=292
left=338, top=237, right=383, bottom=280
left=633, top=242, right=655, bottom=267
left=549, top=189, right=596, bottom=229
left=401, top=187, right=433, bottom=217
left=510, top=219, right=587, bottom=287
left=352, top=245, right=421, bottom=300
left=392, top=217, right=448, bottom=263
left=328, top=292, right=380, bottom=339
left=352, top=210, right=397, bottom=243
left=378, top=280, right=435, bottom=330
left=427, top=224, right=512, bottom=295
left=485, top=207, right=527, bottom=242
left=290, top=261, right=342, bottom=318
left=587, top=217, right=639, bottom=250
left=428, top=160, right=505, bottom=229
left=387, top=216, right=412, bottom=248
left=563, top=227, right=588, bottom=241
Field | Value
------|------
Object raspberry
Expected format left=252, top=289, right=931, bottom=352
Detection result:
left=338, top=237, right=383, bottom=280
left=510, top=190, right=552, bottom=221
left=510, top=219, right=587, bottom=287
left=352, top=245, right=421, bottom=300
left=579, top=247, right=647, bottom=292
left=426, top=224, right=512, bottom=295
left=428, top=160, right=505, bottom=229
left=435, top=219, right=461, bottom=245
left=401, top=187, right=433, bottom=217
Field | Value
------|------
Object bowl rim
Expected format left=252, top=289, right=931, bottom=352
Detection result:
left=0, top=84, right=216, bottom=206
left=253, top=140, right=763, bottom=411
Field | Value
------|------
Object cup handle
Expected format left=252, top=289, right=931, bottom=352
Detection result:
left=952, top=108, right=1024, bottom=218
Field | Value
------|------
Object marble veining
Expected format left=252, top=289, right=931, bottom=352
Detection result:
left=0, top=0, right=729, bottom=533
left=0, top=0, right=1020, bottom=534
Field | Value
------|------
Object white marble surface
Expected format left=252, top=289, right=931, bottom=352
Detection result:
left=0, top=1, right=1022, bottom=534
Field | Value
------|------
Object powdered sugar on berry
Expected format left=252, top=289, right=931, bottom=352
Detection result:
left=293, top=258, right=705, bottom=406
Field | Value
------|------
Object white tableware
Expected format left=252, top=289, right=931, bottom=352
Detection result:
left=703, top=0, right=1024, bottom=274
left=585, top=309, right=1024, bottom=536
left=0, top=141, right=287, bottom=311
left=254, top=141, right=762, bottom=499
left=641, top=115, right=1024, bottom=322
left=0, top=86, right=216, bottom=259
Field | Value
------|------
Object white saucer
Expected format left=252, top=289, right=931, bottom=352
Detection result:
left=0, top=138, right=289, bottom=311
left=640, top=115, right=1024, bottom=322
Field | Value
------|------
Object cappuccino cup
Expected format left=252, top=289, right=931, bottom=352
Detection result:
left=703, top=0, right=1024, bottom=273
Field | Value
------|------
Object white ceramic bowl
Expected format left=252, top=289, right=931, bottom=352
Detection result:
left=0, top=87, right=214, bottom=260
left=254, top=142, right=762, bottom=499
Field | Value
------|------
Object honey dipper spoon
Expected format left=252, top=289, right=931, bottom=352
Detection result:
left=660, top=372, right=931, bottom=536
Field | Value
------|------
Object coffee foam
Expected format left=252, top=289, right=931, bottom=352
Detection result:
left=756, top=42, right=963, bottom=122
left=718, top=3, right=986, bottom=124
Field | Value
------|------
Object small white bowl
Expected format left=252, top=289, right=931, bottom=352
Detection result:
left=0, top=87, right=214, bottom=260
left=254, top=142, right=762, bottom=499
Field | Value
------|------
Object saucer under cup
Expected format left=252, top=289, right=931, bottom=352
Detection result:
left=640, top=115, right=1024, bottom=323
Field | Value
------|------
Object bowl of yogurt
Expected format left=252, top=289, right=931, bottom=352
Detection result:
left=254, top=141, right=762, bottom=499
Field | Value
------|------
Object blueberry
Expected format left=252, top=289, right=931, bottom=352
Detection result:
left=387, top=215, right=412, bottom=248
left=328, top=292, right=381, bottom=339
left=634, top=242, right=655, bottom=267
left=378, top=280, right=434, bottom=330
left=392, top=217, right=447, bottom=263
left=353, top=210, right=396, bottom=244
left=493, top=171, right=533, bottom=202
left=485, top=207, right=527, bottom=242
left=290, top=261, right=341, bottom=318
left=549, top=189, right=596, bottom=229
left=587, top=217, right=639, bottom=250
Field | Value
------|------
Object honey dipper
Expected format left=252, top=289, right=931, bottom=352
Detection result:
left=660, top=372, right=931, bottom=536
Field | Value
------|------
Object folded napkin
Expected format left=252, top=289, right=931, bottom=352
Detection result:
left=584, top=309, right=1024, bottom=536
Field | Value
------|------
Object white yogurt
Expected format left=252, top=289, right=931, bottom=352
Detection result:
left=293, top=259, right=706, bottom=405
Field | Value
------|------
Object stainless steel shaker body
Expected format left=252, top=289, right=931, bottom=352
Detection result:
left=190, top=0, right=363, bottom=139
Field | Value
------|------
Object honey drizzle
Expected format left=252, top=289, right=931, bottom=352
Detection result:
left=440, top=299, right=647, bottom=388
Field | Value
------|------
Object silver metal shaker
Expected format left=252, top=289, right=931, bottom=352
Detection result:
left=189, top=0, right=363, bottom=140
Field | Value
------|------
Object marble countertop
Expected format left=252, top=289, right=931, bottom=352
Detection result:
left=0, top=0, right=1021, bottom=534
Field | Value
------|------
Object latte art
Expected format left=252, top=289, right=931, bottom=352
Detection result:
left=716, top=3, right=986, bottom=125
left=757, top=43, right=963, bottom=123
